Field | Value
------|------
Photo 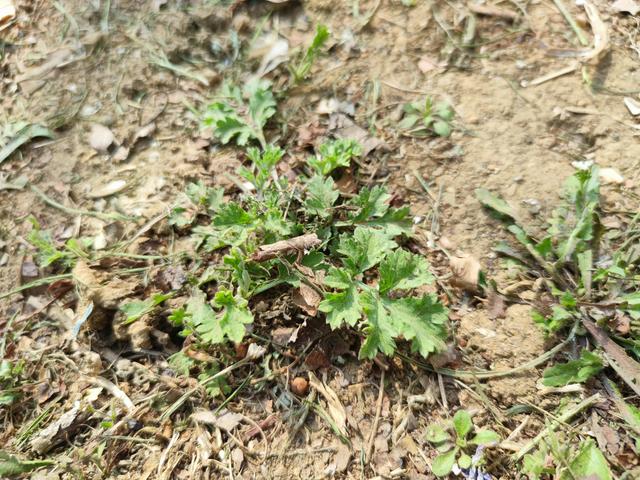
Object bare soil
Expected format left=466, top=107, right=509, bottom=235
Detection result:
left=1, top=0, right=639, bottom=479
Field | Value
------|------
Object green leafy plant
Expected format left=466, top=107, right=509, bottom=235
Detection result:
left=289, top=24, right=330, bottom=84
left=202, top=78, right=276, bottom=148
left=239, top=145, right=284, bottom=193
left=398, top=96, right=454, bottom=137
left=426, top=410, right=500, bottom=477
left=542, top=349, right=603, bottom=387
left=160, top=136, right=447, bottom=358
left=308, top=138, right=362, bottom=176
left=476, top=165, right=640, bottom=385
left=320, top=232, right=447, bottom=359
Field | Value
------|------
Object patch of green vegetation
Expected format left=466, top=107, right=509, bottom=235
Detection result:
left=165, top=134, right=447, bottom=359
left=27, top=217, right=89, bottom=268
left=477, top=166, right=640, bottom=361
left=165, top=86, right=449, bottom=360
left=478, top=165, right=639, bottom=477
left=542, top=349, right=603, bottom=387
left=398, top=96, right=455, bottom=137
left=522, top=434, right=612, bottom=480
left=425, top=409, right=500, bottom=477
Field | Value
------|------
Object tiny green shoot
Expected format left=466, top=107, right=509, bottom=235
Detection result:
left=289, top=24, right=330, bottom=84
left=426, top=409, right=500, bottom=477
left=398, top=96, right=455, bottom=138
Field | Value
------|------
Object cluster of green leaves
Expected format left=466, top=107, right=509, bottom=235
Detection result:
left=0, top=360, right=24, bottom=406
left=201, top=78, right=276, bottom=148
left=162, top=135, right=447, bottom=360
left=307, top=139, right=361, bottom=176
left=398, top=96, right=454, bottom=137
left=542, top=348, right=603, bottom=387
left=239, top=146, right=284, bottom=194
left=425, top=410, right=500, bottom=477
left=523, top=436, right=612, bottom=480
left=289, top=24, right=330, bottom=84
left=320, top=232, right=447, bottom=359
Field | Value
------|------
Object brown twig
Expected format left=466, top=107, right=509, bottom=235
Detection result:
left=468, top=3, right=519, bottom=22
left=250, top=233, right=321, bottom=262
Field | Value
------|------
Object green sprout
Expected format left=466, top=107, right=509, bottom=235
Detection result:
left=289, top=24, right=330, bottom=84
left=398, top=96, right=454, bottom=137
left=426, top=410, right=500, bottom=477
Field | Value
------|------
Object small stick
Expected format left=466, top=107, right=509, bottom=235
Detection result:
left=250, top=233, right=321, bottom=262
left=468, top=4, right=519, bottom=22
left=365, top=369, right=385, bottom=463
left=264, top=446, right=337, bottom=458
left=552, top=0, right=589, bottom=46
left=520, top=62, right=579, bottom=88
left=513, top=393, right=601, bottom=460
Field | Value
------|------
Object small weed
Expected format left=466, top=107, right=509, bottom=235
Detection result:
left=425, top=409, right=500, bottom=477
left=27, top=217, right=88, bottom=268
left=307, top=138, right=361, bottom=176
left=289, top=24, right=330, bottom=84
left=522, top=433, right=612, bottom=480
left=201, top=78, right=276, bottom=148
left=398, top=96, right=455, bottom=137
left=477, top=166, right=640, bottom=374
left=239, top=145, right=284, bottom=195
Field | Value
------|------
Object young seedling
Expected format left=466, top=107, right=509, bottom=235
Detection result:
left=398, top=96, right=455, bottom=137
left=239, top=145, right=284, bottom=194
left=426, top=409, right=500, bottom=477
left=201, top=78, right=276, bottom=148
left=307, top=138, right=361, bottom=176
left=27, top=217, right=89, bottom=268
left=289, top=24, right=330, bottom=84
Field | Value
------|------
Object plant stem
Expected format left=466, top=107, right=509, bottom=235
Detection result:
left=552, top=0, right=589, bottom=46
left=30, top=184, right=134, bottom=222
